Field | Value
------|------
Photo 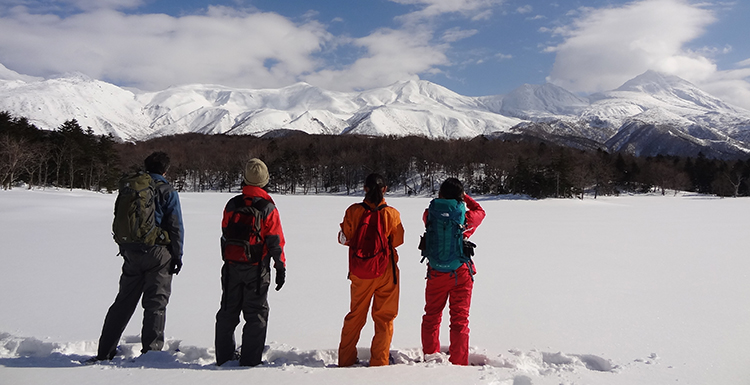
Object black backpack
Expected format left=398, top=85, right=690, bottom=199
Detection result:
left=221, top=196, right=272, bottom=264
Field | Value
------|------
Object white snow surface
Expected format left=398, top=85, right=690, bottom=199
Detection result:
left=585, top=71, right=750, bottom=129
left=1, top=188, right=748, bottom=384
left=3, top=67, right=750, bottom=145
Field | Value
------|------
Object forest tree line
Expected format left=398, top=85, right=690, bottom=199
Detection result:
left=2, top=110, right=750, bottom=198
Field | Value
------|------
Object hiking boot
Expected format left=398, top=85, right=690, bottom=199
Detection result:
left=82, top=356, right=107, bottom=365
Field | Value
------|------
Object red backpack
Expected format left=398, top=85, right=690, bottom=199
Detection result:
left=348, top=203, right=392, bottom=280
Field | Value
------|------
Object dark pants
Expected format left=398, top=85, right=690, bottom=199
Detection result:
left=97, top=245, right=173, bottom=360
left=215, top=263, right=270, bottom=366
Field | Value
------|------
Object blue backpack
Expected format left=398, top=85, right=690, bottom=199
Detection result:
left=420, top=198, right=468, bottom=272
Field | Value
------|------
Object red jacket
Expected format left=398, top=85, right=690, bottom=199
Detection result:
left=222, top=185, right=286, bottom=268
left=462, top=194, right=486, bottom=239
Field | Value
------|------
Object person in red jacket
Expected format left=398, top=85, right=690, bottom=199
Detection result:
left=215, top=158, right=286, bottom=367
left=421, top=178, right=485, bottom=366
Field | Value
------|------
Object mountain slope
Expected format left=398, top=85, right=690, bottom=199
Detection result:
left=583, top=70, right=750, bottom=131
left=0, top=74, right=150, bottom=139
left=481, top=83, right=590, bottom=120
left=2, top=66, right=750, bottom=158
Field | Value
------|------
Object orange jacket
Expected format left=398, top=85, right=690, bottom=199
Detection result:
left=339, top=199, right=404, bottom=262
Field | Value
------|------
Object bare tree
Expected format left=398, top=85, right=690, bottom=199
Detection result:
left=0, top=135, right=32, bottom=189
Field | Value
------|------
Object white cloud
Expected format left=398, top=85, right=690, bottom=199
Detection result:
left=470, top=9, right=494, bottom=21
left=699, top=67, right=750, bottom=110
left=389, top=0, right=504, bottom=22
left=516, top=5, right=533, bottom=14
left=3, top=0, right=144, bottom=12
left=303, top=27, right=448, bottom=91
left=495, top=53, right=512, bottom=60
left=441, top=27, right=478, bottom=42
left=545, top=0, right=750, bottom=109
left=66, top=0, right=144, bottom=11
left=0, top=1, right=508, bottom=93
left=0, top=6, right=331, bottom=90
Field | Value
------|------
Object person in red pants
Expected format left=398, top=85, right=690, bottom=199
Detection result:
left=420, top=178, right=485, bottom=366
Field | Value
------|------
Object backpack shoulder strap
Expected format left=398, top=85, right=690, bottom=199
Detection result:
left=359, top=202, right=388, bottom=211
left=249, top=197, right=275, bottom=217
left=152, top=176, right=175, bottom=204
left=225, top=194, right=246, bottom=213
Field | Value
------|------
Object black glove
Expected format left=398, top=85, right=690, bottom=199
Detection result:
left=463, top=240, right=476, bottom=258
left=275, top=267, right=286, bottom=291
left=169, top=256, right=183, bottom=275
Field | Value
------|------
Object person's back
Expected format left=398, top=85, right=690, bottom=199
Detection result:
left=215, top=158, right=286, bottom=367
left=93, top=151, right=184, bottom=362
left=337, top=173, right=404, bottom=367
left=420, top=178, right=484, bottom=366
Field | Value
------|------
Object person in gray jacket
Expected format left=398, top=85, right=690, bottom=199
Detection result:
left=93, top=151, right=185, bottom=361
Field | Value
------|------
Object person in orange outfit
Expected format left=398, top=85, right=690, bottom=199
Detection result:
left=337, top=173, right=404, bottom=367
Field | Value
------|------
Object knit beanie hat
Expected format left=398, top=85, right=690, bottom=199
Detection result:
left=244, top=158, right=269, bottom=188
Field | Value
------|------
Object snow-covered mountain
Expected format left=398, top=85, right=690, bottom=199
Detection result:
left=138, top=82, right=359, bottom=138
left=0, top=73, right=152, bottom=139
left=585, top=70, right=750, bottom=130
left=481, top=82, right=590, bottom=120
left=2, top=66, right=750, bottom=158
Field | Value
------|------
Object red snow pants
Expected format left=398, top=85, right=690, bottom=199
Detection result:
left=421, top=265, right=473, bottom=366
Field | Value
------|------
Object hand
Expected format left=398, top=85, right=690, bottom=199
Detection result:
left=463, top=240, right=476, bottom=258
left=169, top=257, right=183, bottom=275
left=275, top=267, right=286, bottom=291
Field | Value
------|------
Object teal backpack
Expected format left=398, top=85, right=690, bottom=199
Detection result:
left=420, top=198, right=467, bottom=272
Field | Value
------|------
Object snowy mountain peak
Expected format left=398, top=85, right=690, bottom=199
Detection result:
left=2, top=65, right=750, bottom=157
left=354, top=79, right=481, bottom=111
left=498, top=83, right=589, bottom=119
left=388, top=79, right=455, bottom=99
left=612, top=70, right=736, bottom=112
left=616, top=70, right=689, bottom=94
left=49, top=71, right=95, bottom=82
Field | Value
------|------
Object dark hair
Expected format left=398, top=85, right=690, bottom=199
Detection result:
left=439, top=178, right=464, bottom=201
left=144, top=151, right=170, bottom=175
left=364, top=173, right=386, bottom=204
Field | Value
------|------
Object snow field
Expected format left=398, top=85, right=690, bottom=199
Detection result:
left=0, top=188, right=748, bottom=384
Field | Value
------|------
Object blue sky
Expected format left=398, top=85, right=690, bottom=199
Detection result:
left=1, top=0, right=749, bottom=108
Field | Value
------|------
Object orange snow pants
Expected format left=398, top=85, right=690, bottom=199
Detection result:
left=338, top=263, right=399, bottom=367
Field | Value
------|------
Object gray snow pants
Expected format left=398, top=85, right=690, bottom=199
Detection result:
left=215, top=262, right=270, bottom=366
left=97, top=245, right=173, bottom=359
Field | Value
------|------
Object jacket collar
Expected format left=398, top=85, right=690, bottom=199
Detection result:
left=362, top=198, right=387, bottom=209
left=242, top=185, right=273, bottom=202
left=149, top=173, right=168, bottom=183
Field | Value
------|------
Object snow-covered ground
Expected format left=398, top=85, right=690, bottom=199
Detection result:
left=1, top=188, right=748, bottom=384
